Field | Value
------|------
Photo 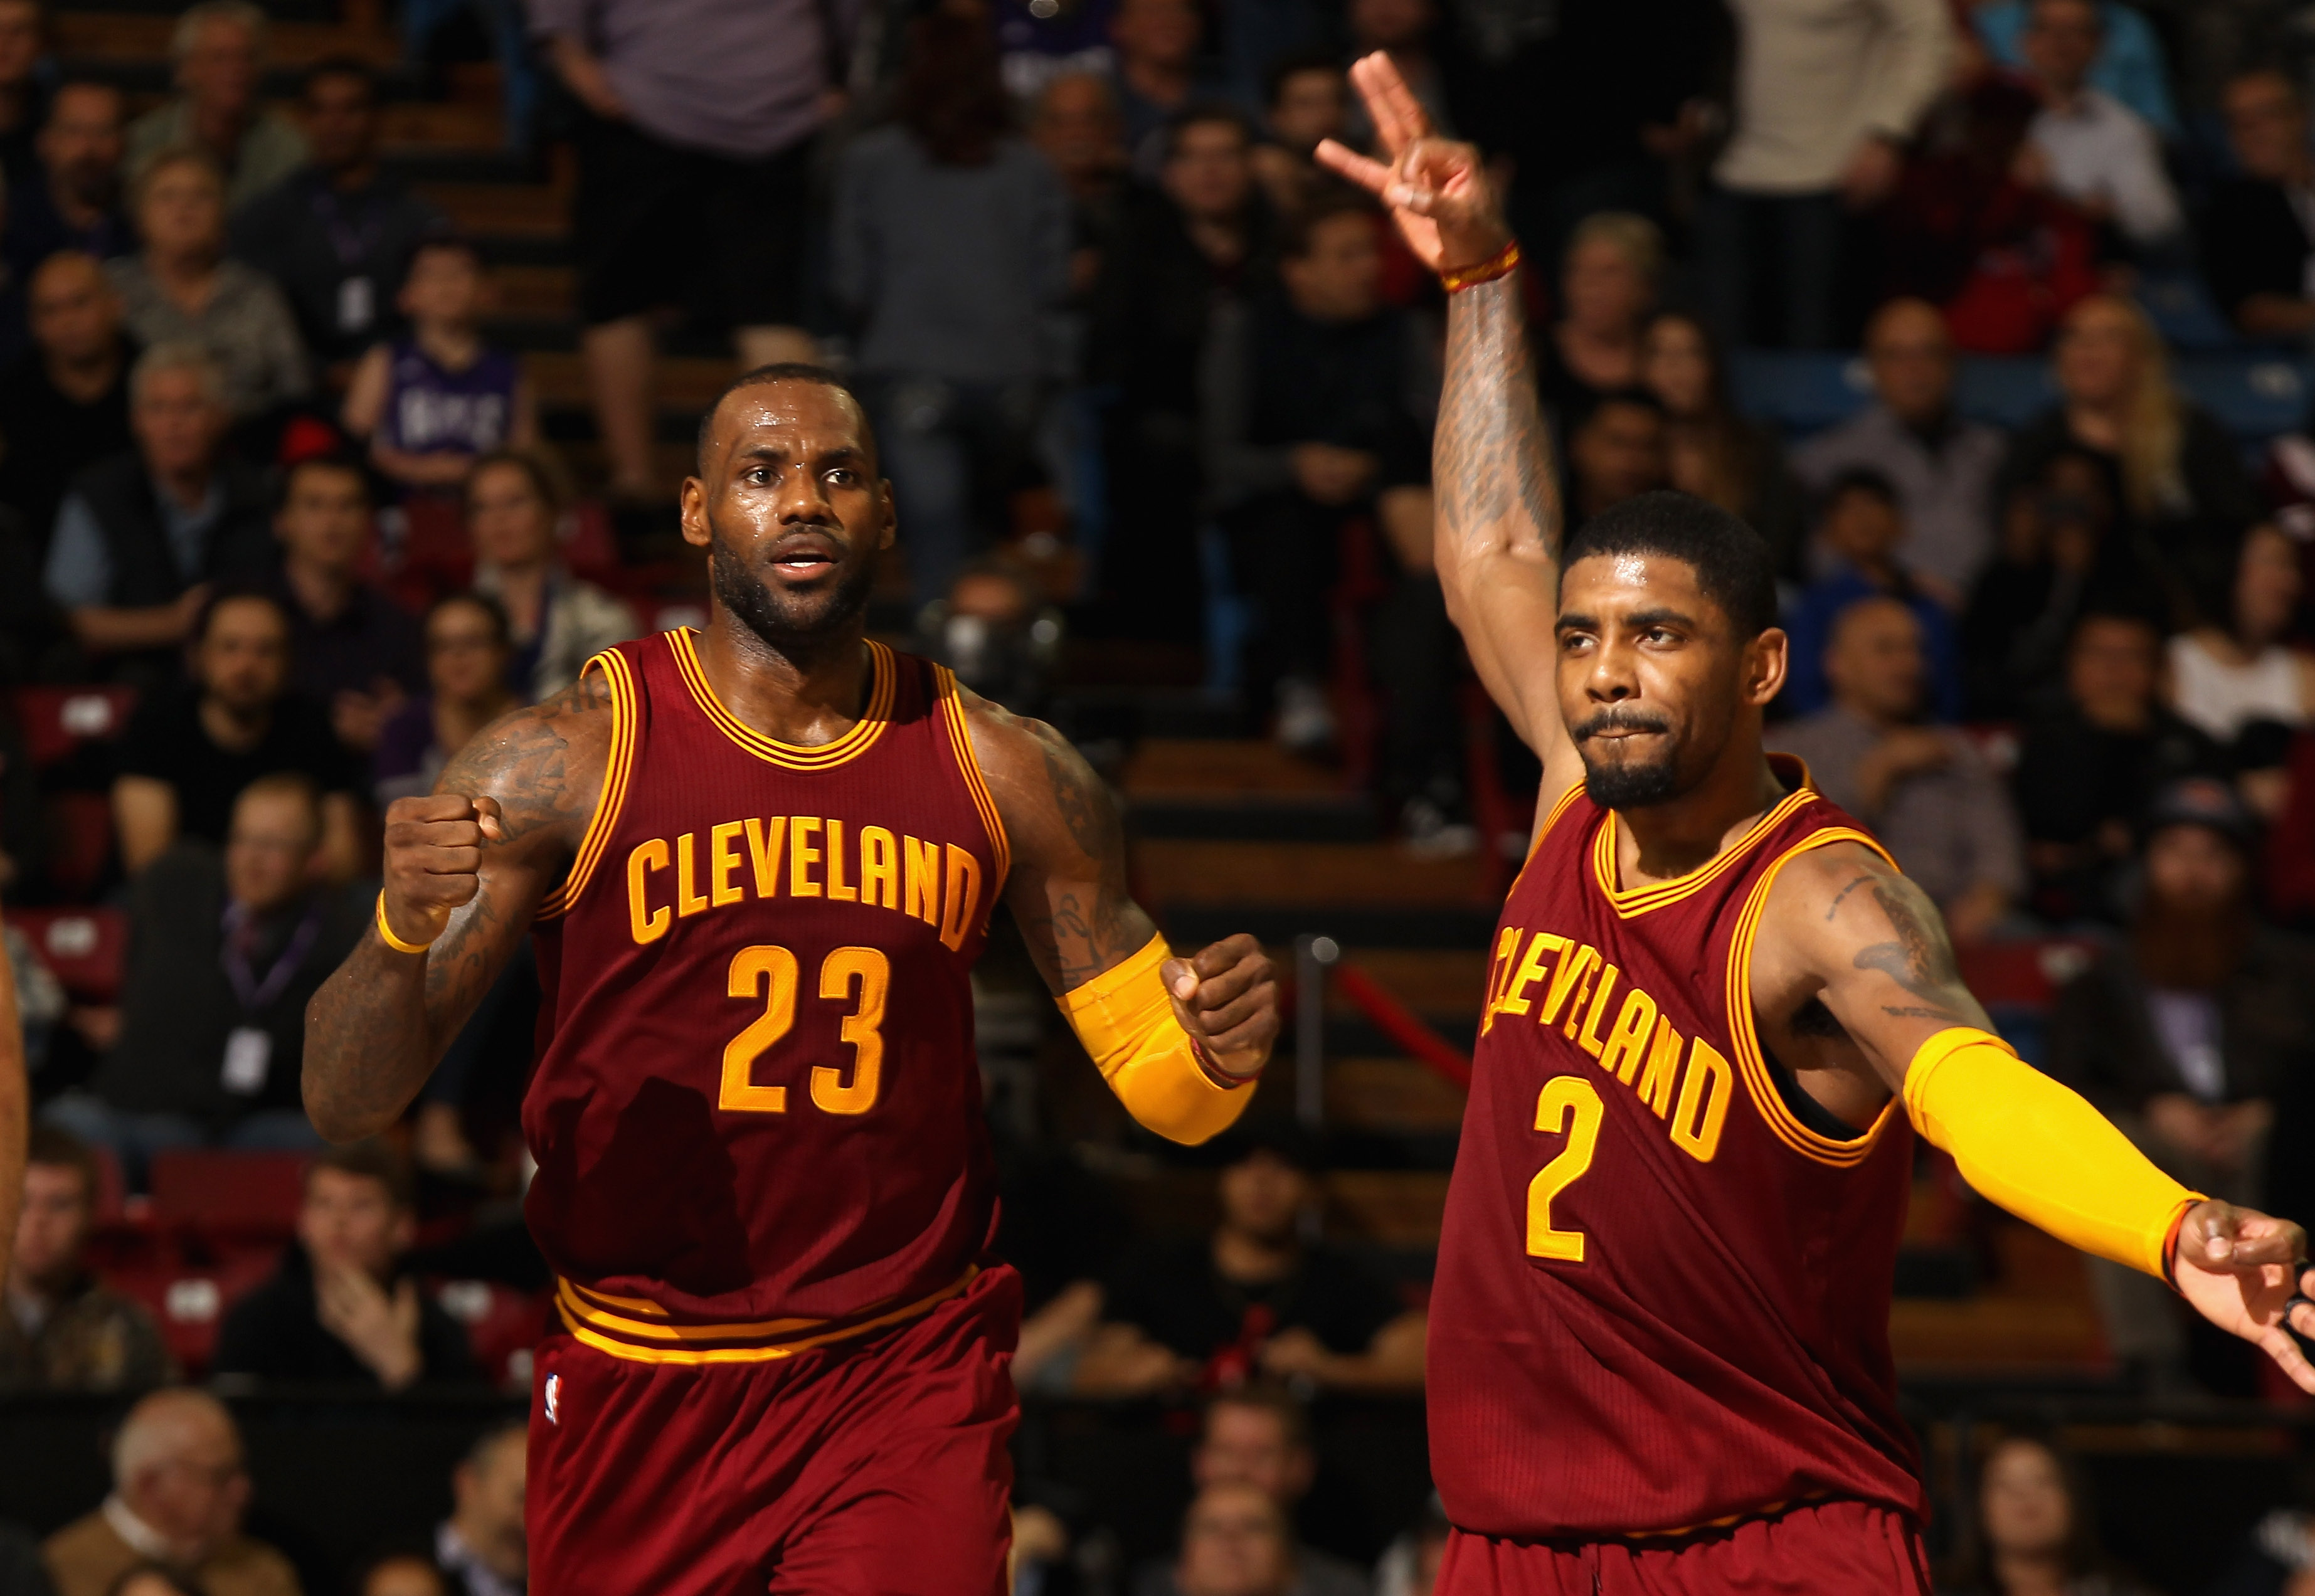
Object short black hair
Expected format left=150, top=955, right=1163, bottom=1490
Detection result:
left=1820, top=466, right=1898, bottom=514
left=1568, top=387, right=1665, bottom=435
left=1161, top=102, right=1253, bottom=162
left=300, top=54, right=379, bottom=103
left=309, top=1138, right=413, bottom=1212
left=1263, top=50, right=1342, bottom=110
left=408, top=230, right=483, bottom=271
left=1280, top=193, right=1376, bottom=261
left=695, top=362, right=877, bottom=475
left=427, top=589, right=511, bottom=649
left=279, top=452, right=369, bottom=509
left=1562, top=490, right=1780, bottom=638
left=194, top=582, right=293, bottom=644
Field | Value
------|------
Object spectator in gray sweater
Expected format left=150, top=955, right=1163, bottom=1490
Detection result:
left=829, top=16, right=1071, bottom=609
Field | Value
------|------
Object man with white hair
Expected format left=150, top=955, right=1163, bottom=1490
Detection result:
left=122, top=1, right=306, bottom=208
left=43, top=342, right=275, bottom=679
left=41, top=1388, right=299, bottom=1596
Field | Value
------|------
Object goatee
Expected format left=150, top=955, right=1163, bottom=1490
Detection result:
left=709, top=524, right=879, bottom=661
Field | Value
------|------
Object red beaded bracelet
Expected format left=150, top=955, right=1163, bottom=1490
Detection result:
left=1440, top=238, right=1520, bottom=293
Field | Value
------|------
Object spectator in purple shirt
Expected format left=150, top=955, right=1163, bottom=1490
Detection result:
left=528, top=0, right=850, bottom=509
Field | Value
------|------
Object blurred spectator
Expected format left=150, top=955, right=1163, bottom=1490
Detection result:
left=2166, top=523, right=2312, bottom=761
left=123, top=3, right=307, bottom=211
left=2203, top=1462, right=2315, bottom=1596
left=1203, top=197, right=1435, bottom=758
left=434, top=1424, right=524, bottom=1596
left=831, top=17, right=1073, bottom=610
left=0, top=0, right=46, bottom=189
left=2011, top=610, right=2225, bottom=922
left=1703, top=0, right=1951, bottom=348
left=4, top=927, right=63, bottom=1074
left=1030, top=73, right=1129, bottom=302
left=374, top=594, right=516, bottom=807
left=1793, top=299, right=2006, bottom=598
left=1771, top=596, right=2025, bottom=943
left=1067, top=1124, right=1424, bottom=1395
left=1250, top=56, right=1346, bottom=219
left=0, top=1126, right=171, bottom=1393
left=1089, top=106, right=1271, bottom=640
left=464, top=451, right=635, bottom=702
left=41, top=1388, right=298, bottom=1596
left=44, top=344, right=275, bottom=682
left=919, top=561, right=1061, bottom=721
left=1370, top=1498, right=1447, bottom=1596
left=1637, top=309, right=1802, bottom=575
left=1939, top=1434, right=2157, bottom=1596
left=341, top=238, right=534, bottom=497
left=1129, top=1390, right=1368, bottom=1596
left=214, top=1141, right=476, bottom=1392
left=531, top=0, right=832, bottom=505
left=1108, top=0, right=1223, bottom=176
left=6, top=83, right=134, bottom=273
left=110, top=1572, right=198, bottom=1596
left=1972, top=0, right=2181, bottom=138
left=1781, top=471, right=1963, bottom=719
left=47, top=775, right=356, bottom=1180
left=352, top=1558, right=444, bottom=1596
left=1170, top=1484, right=1293, bottom=1596
left=228, top=60, right=449, bottom=384
left=2015, top=0, right=2183, bottom=256
left=1996, top=295, right=2257, bottom=565
left=267, top=457, right=423, bottom=754
left=0, top=252, right=132, bottom=559
left=110, top=594, right=363, bottom=877
left=106, top=149, right=309, bottom=424
left=2202, top=68, right=2315, bottom=344
left=1563, top=394, right=1670, bottom=526
left=1537, top=213, right=1658, bottom=429
left=1339, top=0, right=1449, bottom=149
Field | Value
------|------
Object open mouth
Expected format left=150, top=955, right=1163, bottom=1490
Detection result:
left=769, top=541, right=839, bottom=578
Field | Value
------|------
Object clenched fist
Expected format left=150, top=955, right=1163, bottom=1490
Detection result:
left=379, top=793, right=506, bottom=950
left=1161, top=933, right=1281, bottom=1079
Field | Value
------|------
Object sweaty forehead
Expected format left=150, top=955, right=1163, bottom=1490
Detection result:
left=1560, top=548, right=1705, bottom=609
left=707, top=381, right=869, bottom=462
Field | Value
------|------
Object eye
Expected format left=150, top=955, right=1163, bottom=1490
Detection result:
left=743, top=466, right=771, bottom=485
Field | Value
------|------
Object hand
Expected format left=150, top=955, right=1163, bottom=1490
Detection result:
left=1857, top=727, right=1952, bottom=812
left=381, top=793, right=506, bottom=949
left=1316, top=53, right=1510, bottom=273
left=1162, top=933, right=1279, bottom=1079
left=170, top=583, right=213, bottom=642
left=2170, top=1200, right=2315, bottom=1394
left=549, top=36, right=628, bottom=121
left=315, top=1264, right=424, bottom=1390
left=1291, top=443, right=1377, bottom=507
left=1841, top=135, right=1904, bottom=209
left=1257, top=1325, right=1336, bottom=1381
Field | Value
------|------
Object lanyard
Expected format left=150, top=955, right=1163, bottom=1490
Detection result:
left=220, top=899, right=324, bottom=1015
left=309, top=182, right=382, bottom=270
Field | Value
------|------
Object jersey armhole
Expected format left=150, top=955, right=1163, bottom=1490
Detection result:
left=534, top=648, right=639, bottom=921
left=1525, top=778, right=1591, bottom=864
left=934, top=665, right=1014, bottom=892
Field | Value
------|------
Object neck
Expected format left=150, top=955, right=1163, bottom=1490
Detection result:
left=416, top=321, right=482, bottom=369
left=1212, top=1224, right=1296, bottom=1284
left=1186, top=212, right=1244, bottom=266
left=2042, top=79, right=2086, bottom=113
left=285, top=556, right=354, bottom=621
left=55, top=183, right=109, bottom=231
left=199, top=693, right=271, bottom=752
left=1613, top=747, right=1785, bottom=888
left=1125, top=56, right=1191, bottom=105
left=191, top=100, right=250, bottom=151
left=1991, top=1550, right=2070, bottom=1596
left=156, top=462, right=213, bottom=510
left=152, top=246, right=219, bottom=290
left=48, top=342, right=122, bottom=403
left=697, top=610, right=875, bottom=744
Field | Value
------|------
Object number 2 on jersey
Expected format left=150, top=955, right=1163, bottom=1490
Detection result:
left=722, top=944, right=890, bottom=1116
left=1527, top=1076, right=1604, bottom=1262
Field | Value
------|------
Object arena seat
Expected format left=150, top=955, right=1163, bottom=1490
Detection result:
left=1954, top=938, right=2099, bottom=1011
left=2173, top=354, right=2314, bottom=444
left=10, top=686, right=135, bottom=769
left=109, top=1247, right=280, bottom=1378
left=432, top=1279, right=549, bottom=1389
left=42, top=791, right=117, bottom=901
left=149, top=1149, right=311, bottom=1244
left=4, top=906, right=125, bottom=1003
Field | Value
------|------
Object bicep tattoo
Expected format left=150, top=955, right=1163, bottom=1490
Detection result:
left=1014, top=721, right=1157, bottom=991
left=1849, top=874, right=1974, bottom=1025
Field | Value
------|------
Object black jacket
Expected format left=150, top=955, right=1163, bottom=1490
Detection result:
left=213, top=1243, right=480, bottom=1388
left=2047, top=929, right=2315, bottom=1113
left=65, top=450, right=275, bottom=608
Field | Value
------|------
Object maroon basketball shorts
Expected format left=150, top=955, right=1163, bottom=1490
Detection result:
left=527, top=1264, right=1020, bottom=1595
left=1439, top=1498, right=1932, bottom=1595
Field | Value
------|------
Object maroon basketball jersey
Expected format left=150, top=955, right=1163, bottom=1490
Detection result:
left=524, top=630, right=1009, bottom=1359
left=1427, top=756, right=1924, bottom=1540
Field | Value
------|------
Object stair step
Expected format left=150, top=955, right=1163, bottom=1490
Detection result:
left=420, top=180, right=568, bottom=240
left=1327, top=1057, right=1467, bottom=1133
left=1133, top=839, right=1490, bottom=909
left=526, top=350, right=734, bottom=413
left=1325, top=948, right=1490, bottom=1018
left=54, top=12, right=401, bottom=65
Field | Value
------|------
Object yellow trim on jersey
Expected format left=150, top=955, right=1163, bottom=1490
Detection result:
left=1722, top=827, right=1902, bottom=1169
left=669, top=628, right=896, bottom=771
left=1522, top=778, right=1591, bottom=864
left=1591, top=776, right=1820, bottom=919
left=555, top=1268, right=978, bottom=1365
left=933, top=664, right=1013, bottom=889
left=535, top=647, right=638, bottom=921
left=558, top=1279, right=830, bottom=1342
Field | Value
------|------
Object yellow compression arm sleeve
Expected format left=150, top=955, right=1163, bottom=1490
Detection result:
left=1904, top=1027, right=2201, bottom=1279
left=1058, top=934, right=1258, bottom=1146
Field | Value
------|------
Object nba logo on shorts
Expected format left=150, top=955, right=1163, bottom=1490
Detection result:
left=544, top=1372, right=561, bottom=1425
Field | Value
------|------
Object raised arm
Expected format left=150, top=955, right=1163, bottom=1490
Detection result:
left=964, top=690, right=1279, bottom=1141
left=1756, top=842, right=2315, bottom=1392
left=1319, top=54, right=1576, bottom=785
left=302, top=675, right=610, bottom=1141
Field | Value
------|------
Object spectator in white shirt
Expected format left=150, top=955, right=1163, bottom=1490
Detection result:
left=2016, top=0, right=2183, bottom=252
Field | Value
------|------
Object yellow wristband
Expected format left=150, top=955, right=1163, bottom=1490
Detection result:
left=375, top=892, right=436, bottom=955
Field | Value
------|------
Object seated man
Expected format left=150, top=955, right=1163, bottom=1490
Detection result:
left=1780, top=470, right=1962, bottom=721
left=6, top=80, right=134, bottom=272
left=112, top=588, right=364, bottom=878
left=1172, top=1483, right=1296, bottom=1596
left=435, top=1422, right=526, bottom=1596
left=1132, top=1388, right=1369, bottom=1596
left=1072, top=1123, right=1424, bottom=1395
left=0, top=251, right=133, bottom=561
left=122, top=1, right=306, bottom=209
left=2016, top=0, right=2182, bottom=255
left=46, top=775, right=364, bottom=1184
left=2201, top=68, right=2315, bottom=342
left=267, top=457, right=423, bottom=754
left=1771, top=596, right=2026, bottom=946
left=1562, top=389, right=1669, bottom=527
left=0, top=1126, right=172, bottom=1392
left=213, top=1139, right=476, bottom=1391
left=43, top=343, right=275, bottom=684
left=41, top=1388, right=298, bottom=1596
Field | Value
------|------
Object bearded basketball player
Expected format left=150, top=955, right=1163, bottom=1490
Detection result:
left=304, top=367, right=1281, bottom=1595
left=1320, top=57, right=2315, bottom=1593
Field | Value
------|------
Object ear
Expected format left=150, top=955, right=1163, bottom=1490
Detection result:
left=876, top=478, right=899, bottom=550
left=1744, top=626, right=1789, bottom=709
left=677, top=476, right=711, bottom=551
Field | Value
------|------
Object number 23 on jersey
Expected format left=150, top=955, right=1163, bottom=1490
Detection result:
left=721, top=944, right=890, bottom=1117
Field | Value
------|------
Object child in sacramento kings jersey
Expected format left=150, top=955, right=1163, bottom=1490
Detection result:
left=344, top=235, right=531, bottom=497
left=1428, top=756, right=1932, bottom=1587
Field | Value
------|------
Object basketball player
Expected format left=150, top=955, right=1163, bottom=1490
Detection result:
left=1320, top=56, right=2315, bottom=1592
left=304, top=367, right=1281, bottom=1595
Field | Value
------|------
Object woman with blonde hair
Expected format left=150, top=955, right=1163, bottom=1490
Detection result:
left=1995, top=294, right=2257, bottom=564
left=1539, top=211, right=1661, bottom=423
